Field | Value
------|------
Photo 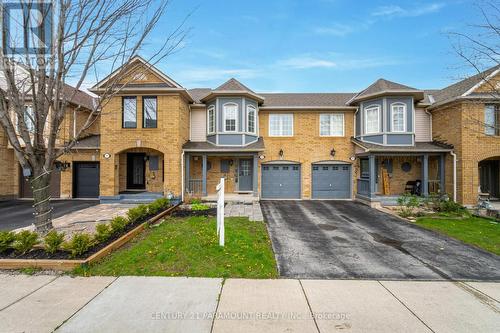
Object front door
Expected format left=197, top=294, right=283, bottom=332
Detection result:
left=127, top=153, right=146, bottom=190
left=238, top=159, right=253, bottom=191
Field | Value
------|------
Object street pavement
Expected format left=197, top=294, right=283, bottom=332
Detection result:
left=0, top=274, right=498, bottom=333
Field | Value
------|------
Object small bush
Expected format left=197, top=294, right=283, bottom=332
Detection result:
left=148, top=198, right=170, bottom=215
left=190, top=198, right=202, bottom=205
left=438, top=200, right=467, bottom=214
left=0, top=231, right=16, bottom=253
left=110, top=216, right=129, bottom=234
left=64, top=233, right=93, bottom=258
left=94, top=223, right=112, bottom=243
left=44, top=230, right=65, bottom=254
left=13, top=231, right=39, bottom=255
left=191, top=203, right=210, bottom=211
left=397, top=193, right=420, bottom=218
left=127, top=204, right=149, bottom=224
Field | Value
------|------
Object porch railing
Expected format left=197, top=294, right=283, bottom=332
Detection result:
left=187, top=179, right=203, bottom=196
left=357, top=178, right=370, bottom=196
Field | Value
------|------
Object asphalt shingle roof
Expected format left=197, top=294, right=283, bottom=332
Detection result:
left=214, top=78, right=256, bottom=93
left=352, top=137, right=453, bottom=152
left=183, top=137, right=265, bottom=151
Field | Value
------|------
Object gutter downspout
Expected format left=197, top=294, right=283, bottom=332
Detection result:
left=450, top=151, right=457, bottom=202
left=181, top=151, right=185, bottom=202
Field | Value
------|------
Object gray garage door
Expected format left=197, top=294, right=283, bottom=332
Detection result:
left=312, top=164, right=351, bottom=199
left=73, top=162, right=100, bottom=198
left=261, top=164, right=301, bottom=199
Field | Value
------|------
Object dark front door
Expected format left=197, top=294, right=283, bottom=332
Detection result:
left=74, top=162, right=100, bottom=198
left=127, top=153, right=146, bottom=190
left=479, top=160, right=500, bottom=197
left=238, top=159, right=253, bottom=191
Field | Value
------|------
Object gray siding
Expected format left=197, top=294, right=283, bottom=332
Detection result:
left=355, top=111, right=361, bottom=137
left=386, top=97, right=413, bottom=132
left=218, top=134, right=243, bottom=145
left=244, top=134, right=258, bottom=144
left=363, top=135, right=384, bottom=144
left=207, top=134, right=216, bottom=145
left=386, top=134, right=413, bottom=145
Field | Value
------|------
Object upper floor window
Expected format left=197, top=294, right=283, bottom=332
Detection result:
left=18, top=106, right=35, bottom=133
left=223, top=103, right=238, bottom=132
left=207, top=106, right=215, bottom=134
left=365, top=105, right=380, bottom=134
left=269, top=114, right=293, bottom=136
left=320, top=113, right=344, bottom=136
left=485, top=104, right=499, bottom=136
left=391, top=103, right=406, bottom=132
left=247, top=105, right=256, bottom=134
left=122, top=96, right=137, bottom=128
left=143, top=96, right=157, bottom=128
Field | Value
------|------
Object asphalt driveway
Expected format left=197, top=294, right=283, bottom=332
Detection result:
left=261, top=200, right=500, bottom=280
left=0, top=200, right=99, bottom=231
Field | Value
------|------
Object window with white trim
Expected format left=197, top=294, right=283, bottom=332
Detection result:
left=207, top=106, right=215, bottom=134
left=320, top=113, right=344, bottom=136
left=18, top=106, right=35, bottom=132
left=247, top=105, right=256, bottom=133
left=391, top=103, right=406, bottom=132
left=269, top=114, right=293, bottom=136
left=365, top=105, right=380, bottom=134
left=485, top=104, right=499, bottom=136
left=223, top=103, right=237, bottom=132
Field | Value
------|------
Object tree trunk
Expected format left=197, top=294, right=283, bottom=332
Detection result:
left=30, top=170, right=54, bottom=234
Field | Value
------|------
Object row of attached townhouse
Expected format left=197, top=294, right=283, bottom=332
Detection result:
left=0, top=56, right=499, bottom=206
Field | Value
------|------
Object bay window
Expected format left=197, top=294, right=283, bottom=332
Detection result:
left=365, top=105, right=380, bottom=134
left=207, top=106, right=215, bottom=134
left=391, top=103, right=406, bottom=132
left=223, top=103, right=237, bottom=132
left=247, top=105, right=256, bottom=133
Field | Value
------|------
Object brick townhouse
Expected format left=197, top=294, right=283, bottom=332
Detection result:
left=1, top=56, right=499, bottom=206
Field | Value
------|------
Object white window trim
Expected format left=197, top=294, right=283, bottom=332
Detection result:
left=268, top=113, right=294, bottom=137
left=222, top=102, right=238, bottom=133
left=364, top=105, right=380, bottom=135
left=319, top=113, right=344, bottom=137
left=391, top=103, right=406, bottom=133
left=247, top=105, right=256, bottom=134
left=207, top=105, right=215, bottom=134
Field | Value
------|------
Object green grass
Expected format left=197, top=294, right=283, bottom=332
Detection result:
left=73, top=216, right=278, bottom=278
left=415, top=215, right=500, bottom=255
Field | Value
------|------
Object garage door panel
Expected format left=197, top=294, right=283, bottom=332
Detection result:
left=261, top=164, right=301, bottom=199
left=74, top=163, right=100, bottom=198
left=312, top=164, right=351, bottom=199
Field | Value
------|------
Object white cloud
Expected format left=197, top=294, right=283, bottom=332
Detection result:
left=278, top=56, right=337, bottom=69
left=372, top=3, right=445, bottom=18
left=313, top=23, right=357, bottom=37
left=278, top=53, right=403, bottom=71
left=174, top=67, right=262, bottom=85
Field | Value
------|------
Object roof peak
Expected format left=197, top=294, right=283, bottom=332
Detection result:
left=214, top=78, right=255, bottom=93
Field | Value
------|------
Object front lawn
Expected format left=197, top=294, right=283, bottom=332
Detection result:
left=73, top=216, right=278, bottom=278
left=415, top=215, right=500, bottom=255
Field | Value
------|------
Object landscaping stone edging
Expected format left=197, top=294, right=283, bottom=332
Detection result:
left=0, top=203, right=180, bottom=272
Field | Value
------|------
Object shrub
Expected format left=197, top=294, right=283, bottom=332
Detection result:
left=44, top=230, right=65, bottom=254
left=94, top=223, right=112, bottom=243
left=64, top=233, right=93, bottom=258
left=110, top=216, right=129, bottom=234
left=148, top=198, right=170, bottom=215
left=0, top=231, right=16, bottom=253
left=438, top=199, right=467, bottom=214
left=397, top=193, right=420, bottom=218
left=127, top=204, right=149, bottom=224
left=190, top=198, right=202, bottom=205
left=191, top=203, right=210, bottom=211
left=0, top=231, right=15, bottom=248
left=13, top=230, right=39, bottom=255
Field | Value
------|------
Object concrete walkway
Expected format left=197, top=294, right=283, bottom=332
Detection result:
left=224, top=202, right=264, bottom=221
left=0, top=274, right=498, bottom=333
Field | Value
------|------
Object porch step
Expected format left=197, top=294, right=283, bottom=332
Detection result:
left=100, top=192, right=164, bottom=204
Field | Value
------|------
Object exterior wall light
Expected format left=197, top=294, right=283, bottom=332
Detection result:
left=279, top=149, right=284, bottom=159
left=330, top=148, right=336, bottom=158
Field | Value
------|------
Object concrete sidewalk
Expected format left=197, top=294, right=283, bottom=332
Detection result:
left=0, top=274, right=498, bottom=333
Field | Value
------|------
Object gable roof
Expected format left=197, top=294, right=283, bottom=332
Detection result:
left=200, top=78, right=265, bottom=103
left=63, top=84, right=96, bottom=110
left=347, top=78, right=424, bottom=105
left=429, top=65, right=500, bottom=108
left=90, top=55, right=183, bottom=92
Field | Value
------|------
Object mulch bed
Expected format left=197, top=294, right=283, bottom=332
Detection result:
left=171, top=208, right=217, bottom=218
left=0, top=206, right=174, bottom=260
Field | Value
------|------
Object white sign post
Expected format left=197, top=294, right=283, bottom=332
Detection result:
left=216, top=177, right=225, bottom=246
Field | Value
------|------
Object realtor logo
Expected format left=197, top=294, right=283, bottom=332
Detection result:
left=1, top=1, right=53, bottom=55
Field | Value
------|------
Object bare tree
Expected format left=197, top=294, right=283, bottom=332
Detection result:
left=448, top=0, right=500, bottom=135
left=0, top=0, right=188, bottom=233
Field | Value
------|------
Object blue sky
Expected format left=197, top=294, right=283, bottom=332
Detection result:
left=145, top=0, right=477, bottom=92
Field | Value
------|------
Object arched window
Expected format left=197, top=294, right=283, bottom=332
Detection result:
left=207, top=106, right=215, bottom=134
left=223, top=103, right=238, bottom=132
left=247, top=105, right=256, bottom=134
left=365, top=105, right=380, bottom=134
left=391, top=103, right=406, bottom=132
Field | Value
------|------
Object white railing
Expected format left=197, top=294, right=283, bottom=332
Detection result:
left=216, top=177, right=225, bottom=246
